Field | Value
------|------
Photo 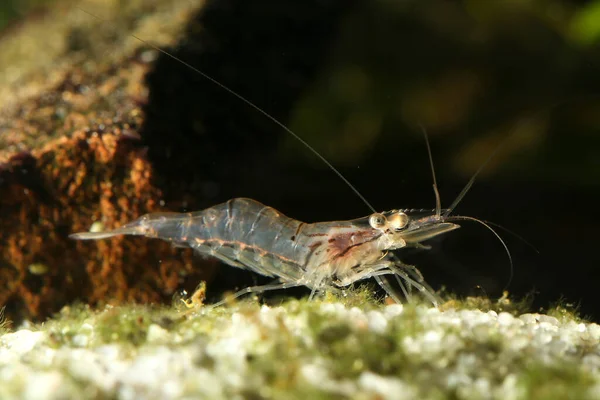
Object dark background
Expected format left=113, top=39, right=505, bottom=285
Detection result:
left=5, top=0, right=600, bottom=319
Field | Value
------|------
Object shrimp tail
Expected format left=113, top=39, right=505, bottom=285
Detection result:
left=69, top=226, right=142, bottom=240
left=70, top=212, right=186, bottom=241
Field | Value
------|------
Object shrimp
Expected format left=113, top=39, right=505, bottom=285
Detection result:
left=70, top=198, right=459, bottom=306
left=70, top=137, right=511, bottom=306
left=72, top=9, right=513, bottom=306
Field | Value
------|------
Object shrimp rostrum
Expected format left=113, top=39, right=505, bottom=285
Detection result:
left=70, top=197, right=460, bottom=306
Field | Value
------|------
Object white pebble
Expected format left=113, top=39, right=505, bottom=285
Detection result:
left=366, top=310, right=388, bottom=334
left=497, top=312, right=514, bottom=326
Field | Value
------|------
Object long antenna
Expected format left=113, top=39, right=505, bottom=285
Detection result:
left=447, top=215, right=514, bottom=292
left=443, top=102, right=577, bottom=218
left=443, top=133, right=507, bottom=218
left=419, top=124, right=442, bottom=218
left=78, top=8, right=377, bottom=214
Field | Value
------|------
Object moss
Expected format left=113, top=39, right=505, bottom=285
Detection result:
left=322, top=284, right=382, bottom=309
left=545, top=299, right=585, bottom=323
left=440, top=291, right=534, bottom=316
left=44, top=302, right=168, bottom=348
left=520, top=362, right=596, bottom=400
left=1, top=292, right=595, bottom=399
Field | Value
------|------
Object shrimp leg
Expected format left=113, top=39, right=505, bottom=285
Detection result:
left=335, top=259, right=441, bottom=306
left=389, top=253, right=426, bottom=282
left=334, top=263, right=396, bottom=286
left=374, top=275, right=407, bottom=304
left=387, top=264, right=441, bottom=306
left=207, top=280, right=303, bottom=308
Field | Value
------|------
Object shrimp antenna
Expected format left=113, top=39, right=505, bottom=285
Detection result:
left=446, top=215, right=514, bottom=292
left=443, top=135, right=507, bottom=218
left=480, top=220, right=539, bottom=254
left=443, top=100, right=574, bottom=218
left=418, top=124, right=442, bottom=218
left=77, top=7, right=377, bottom=214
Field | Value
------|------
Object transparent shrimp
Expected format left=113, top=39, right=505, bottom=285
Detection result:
left=71, top=197, right=459, bottom=306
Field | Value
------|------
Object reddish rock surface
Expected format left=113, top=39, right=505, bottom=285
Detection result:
left=0, top=0, right=215, bottom=322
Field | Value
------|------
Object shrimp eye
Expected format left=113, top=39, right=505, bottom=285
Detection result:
left=369, top=213, right=387, bottom=229
left=389, top=212, right=409, bottom=231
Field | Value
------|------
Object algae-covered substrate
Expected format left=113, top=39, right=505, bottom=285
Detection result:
left=0, top=293, right=599, bottom=400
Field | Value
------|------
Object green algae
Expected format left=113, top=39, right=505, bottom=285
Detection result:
left=0, top=292, right=597, bottom=399
left=520, top=363, right=597, bottom=400
left=545, top=299, right=586, bottom=324
left=440, top=291, right=535, bottom=316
